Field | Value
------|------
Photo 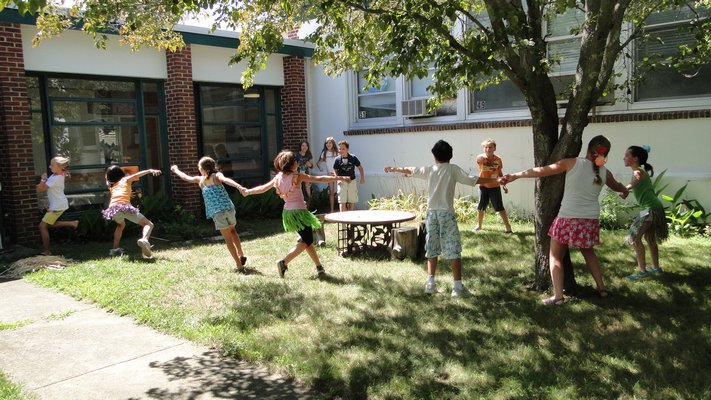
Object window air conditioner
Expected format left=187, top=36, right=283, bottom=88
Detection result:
left=401, top=98, right=435, bottom=118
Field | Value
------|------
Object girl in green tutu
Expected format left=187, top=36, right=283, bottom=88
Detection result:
left=241, top=150, right=350, bottom=278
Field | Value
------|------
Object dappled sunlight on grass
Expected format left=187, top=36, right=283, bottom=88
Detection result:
left=20, top=215, right=711, bottom=399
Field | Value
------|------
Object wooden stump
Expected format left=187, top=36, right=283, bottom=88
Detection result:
left=315, top=214, right=326, bottom=246
left=392, top=227, right=418, bottom=260
left=417, top=221, right=427, bottom=259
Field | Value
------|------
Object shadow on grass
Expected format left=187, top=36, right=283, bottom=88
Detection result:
left=210, top=258, right=711, bottom=399
left=145, top=350, right=318, bottom=399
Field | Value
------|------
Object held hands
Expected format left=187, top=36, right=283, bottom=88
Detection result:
left=40, top=173, right=48, bottom=181
left=238, top=186, right=249, bottom=196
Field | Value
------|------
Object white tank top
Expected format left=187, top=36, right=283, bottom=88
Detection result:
left=557, top=157, right=606, bottom=219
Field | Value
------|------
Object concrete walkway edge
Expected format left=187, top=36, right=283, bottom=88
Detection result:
left=0, top=279, right=317, bottom=399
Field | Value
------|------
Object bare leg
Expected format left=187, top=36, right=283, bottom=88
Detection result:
left=227, top=226, right=245, bottom=257
left=283, top=241, right=308, bottom=265
left=39, top=222, right=51, bottom=254
left=112, top=222, right=126, bottom=249
left=633, top=239, right=647, bottom=272
left=548, top=239, right=567, bottom=300
left=645, top=231, right=660, bottom=268
left=304, top=245, right=321, bottom=266
left=339, top=203, right=347, bottom=212
left=53, top=220, right=79, bottom=230
left=220, top=228, right=243, bottom=269
left=498, top=210, right=512, bottom=232
left=450, top=258, right=462, bottom=281
left=427, top=257, right=438, bottom=277
left=138, top=218, right=154, bottom=241
left=328, top=182, right=335, bottom=212
left=580, top=248, right=606, bottom=292
left=476, top=210, right=484, bottom=230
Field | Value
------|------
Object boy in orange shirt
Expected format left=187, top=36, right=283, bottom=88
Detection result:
left=474, top=138, right=512, bottom=233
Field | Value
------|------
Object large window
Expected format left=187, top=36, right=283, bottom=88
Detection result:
left=635, top=7, right=711, bottom=101
left=356, top=71, right=396, bottom=120
left=28, top=75, right=166, bottom=208
left=197, top=84, right=282, bottom=185
left=409, top=66, right=457, bottom=116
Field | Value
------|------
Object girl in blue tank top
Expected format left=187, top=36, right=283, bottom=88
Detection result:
left=171, top=157, right=249, bottom=273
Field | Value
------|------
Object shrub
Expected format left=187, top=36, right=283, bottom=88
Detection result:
left=231, top=187, right=284, bottom=219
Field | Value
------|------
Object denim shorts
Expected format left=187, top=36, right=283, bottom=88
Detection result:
left=213, top=209, right=237, bottom=231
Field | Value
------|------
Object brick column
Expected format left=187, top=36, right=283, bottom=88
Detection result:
left=165, top=45, right=201, bottom=216
left=281, top=56, right=307, bottom=151
left=0, top=23, right=37, bottom=244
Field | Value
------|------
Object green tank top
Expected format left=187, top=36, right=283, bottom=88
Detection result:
left=632, top=169, right=662, bottom=210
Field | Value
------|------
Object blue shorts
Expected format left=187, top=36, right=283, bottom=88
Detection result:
left=424, top=210, right=462, bottom=260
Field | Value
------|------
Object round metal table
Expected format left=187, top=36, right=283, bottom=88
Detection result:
left=324, top=210, right=417, bottom=257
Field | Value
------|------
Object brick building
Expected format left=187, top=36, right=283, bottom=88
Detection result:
left=0, top=9, right=313, bottom=247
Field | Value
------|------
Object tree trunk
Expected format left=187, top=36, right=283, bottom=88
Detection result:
left=530, top=173, right=565, bottom=290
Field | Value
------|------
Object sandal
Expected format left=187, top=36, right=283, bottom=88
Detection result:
left=541, top=296, right=565, bottom=306
left=597, top=288, right=610, bottom=299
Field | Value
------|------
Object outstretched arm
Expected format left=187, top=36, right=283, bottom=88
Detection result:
left=243, top=176, right=278, bottom=196
left=126, top=168, right=162, bottom=183
left=215, top=172, right=246, bottom=191
left=170, top=165, right=201, bottom=184
left=605, top=170, right=629, bottom=198
left=503, top=158, right=574, bottom=184
left=300, top=173, right=350, bottom=184
left=383, top=166, right=414, bottom=175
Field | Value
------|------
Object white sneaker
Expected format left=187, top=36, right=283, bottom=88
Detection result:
left=424, top=281, right=437, bottom=294
left=137, top=239, right=152, bottom=258
left=109, top=247, right=124, bottom=257
left=451, top=286, right=472, bottom=298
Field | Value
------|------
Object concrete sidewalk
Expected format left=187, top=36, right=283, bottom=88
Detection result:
left=0, top=279, right=318, bottom=399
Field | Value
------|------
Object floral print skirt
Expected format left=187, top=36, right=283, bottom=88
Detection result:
left=548, top=217, right=600, bottom=249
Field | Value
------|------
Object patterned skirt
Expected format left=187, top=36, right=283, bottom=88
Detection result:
left=548, top=217, right=600, bottom=248
left=282, top=209, right=321, bottom=232
left=102, top=204, right=140, bottom=221
left=625, top=207, right=668, bottom=245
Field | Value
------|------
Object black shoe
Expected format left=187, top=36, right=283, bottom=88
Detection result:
left=277, top=259, right=288, bottom=278
left=316, top=265, right=326, bottom=276
left=240, top=256, right=247, bottom=267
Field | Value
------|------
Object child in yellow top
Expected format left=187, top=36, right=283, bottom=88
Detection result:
left=102, top=165, right=161, bottom=257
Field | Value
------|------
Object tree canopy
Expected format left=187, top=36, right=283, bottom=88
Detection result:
left=5, top=0, right=711, bottom=288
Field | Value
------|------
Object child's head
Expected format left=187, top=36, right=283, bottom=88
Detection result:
left=300, top=141, right=312, bottom=157
left=105, top=165, right=126, bottom=187
left=338, top=140, right=349, bottom=156
left=198, top=156, right=218, bottom=176
left=324, top=137, right=337, bottom=151
left=626, top=145, right=654, bottom=177
left=274, top=150, right=297, bottom=173
left=431, top=140, right=453, bottom=163
left=481, top=138, right=496, bottom=153
left=50, top=156, right=70, bottom=174
left=586, top=135, right=611, bottom=185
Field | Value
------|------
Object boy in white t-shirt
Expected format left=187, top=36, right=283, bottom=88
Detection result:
left=36, top=156, right=79, bottom=255
left=384, top=140, right=498, bottom=297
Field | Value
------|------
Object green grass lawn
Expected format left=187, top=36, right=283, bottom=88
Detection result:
left=15, top=217, right=711, bottom=399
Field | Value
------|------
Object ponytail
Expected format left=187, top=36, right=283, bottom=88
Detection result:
left=587, top=135, right=611, bottom=185
left=628, top=145, right=654, bottom=177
